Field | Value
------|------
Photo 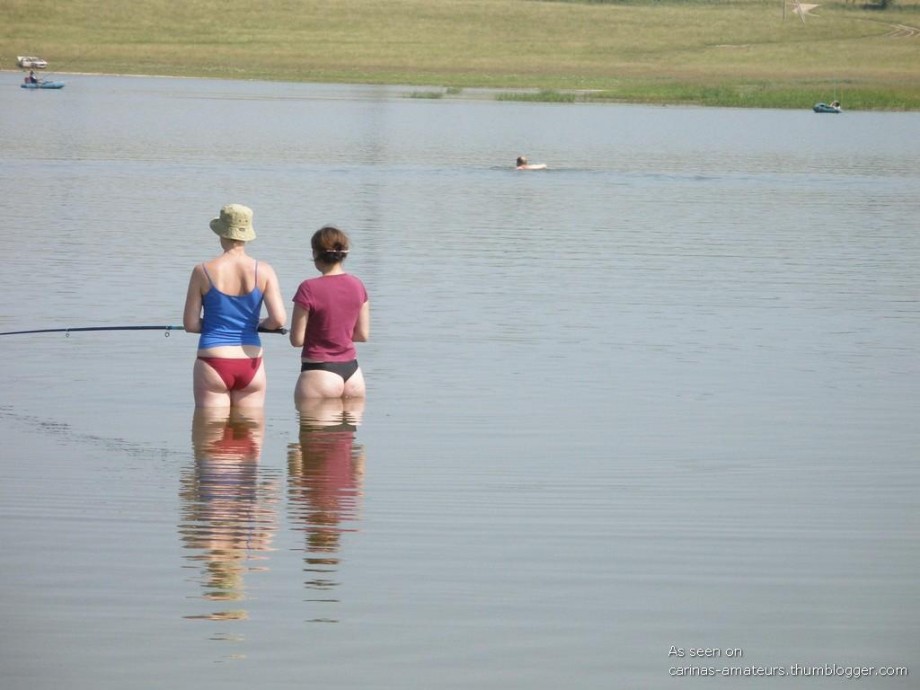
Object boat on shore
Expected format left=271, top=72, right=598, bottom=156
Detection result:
left=813, top=102, right=842, bottom=114
left=17, top=56, right=48, bottom=69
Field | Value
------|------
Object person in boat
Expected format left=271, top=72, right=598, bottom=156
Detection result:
left=26, top=70, right=39, bottom=84
left=830, top=100, right=841, bottom=109
left=290, top=225, right=370, bottom=402
left=515, top=155, right=547, bottom=171
left=183, top=203, right=287, bottom=408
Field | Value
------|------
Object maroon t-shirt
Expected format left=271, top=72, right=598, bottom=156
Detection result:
left=292, top=274, right=367, bottom=361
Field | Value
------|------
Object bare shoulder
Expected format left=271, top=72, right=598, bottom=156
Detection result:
left=189, top=263, right=207, bottom=283
left=186, top=263, right=209, bottom=297
left=257, top=260, right=278, bottom=277
left=256, top=260, right=281, bottom=288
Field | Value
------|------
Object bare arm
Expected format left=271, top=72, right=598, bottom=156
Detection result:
left=289, top=303, right=309, bottom=348
left=352, top=301, right=370, bottom=342
left=182, top=266, right=206, bottom=333
left=258, top=263, right=287, bottom=331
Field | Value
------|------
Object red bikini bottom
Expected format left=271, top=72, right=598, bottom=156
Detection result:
left=198, top=357, right=263, bottom=390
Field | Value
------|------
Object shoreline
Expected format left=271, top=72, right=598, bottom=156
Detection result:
left=0, top=68, right=648, bottom=103
left=7, top=70, right=917, bottom=112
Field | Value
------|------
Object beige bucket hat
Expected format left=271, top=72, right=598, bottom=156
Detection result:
left=210, top=203, right=256, bottom=241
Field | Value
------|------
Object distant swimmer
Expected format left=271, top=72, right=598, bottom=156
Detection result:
left=515, top=155, right=547, bottom=171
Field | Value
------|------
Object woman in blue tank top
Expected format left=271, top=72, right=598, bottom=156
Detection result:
left=183, top=204, right=287, bottom=407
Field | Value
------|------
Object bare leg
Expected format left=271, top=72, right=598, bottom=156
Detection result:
left=295, top=396, right=346, bottom=423
left=192, top=407, right=265, bottom=457
left=341, top=395, right=366, bottom=425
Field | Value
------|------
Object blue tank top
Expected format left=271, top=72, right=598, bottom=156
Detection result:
left=198, top=262, right=264, bottom=349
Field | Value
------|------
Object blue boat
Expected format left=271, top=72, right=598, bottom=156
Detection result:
left=813, top=102, right=842, bottom=114
left=21, top=81, right=65, bottom=90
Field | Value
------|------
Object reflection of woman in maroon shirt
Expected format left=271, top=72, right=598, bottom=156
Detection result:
left=287, top=397, right=365, bottom=587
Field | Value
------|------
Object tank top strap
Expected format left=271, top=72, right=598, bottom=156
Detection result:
left=254, top=260, right=259, bottom=282
left=201, top=264, right=214, bottom=286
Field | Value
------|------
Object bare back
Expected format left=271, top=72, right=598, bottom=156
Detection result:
left=200, top=254, right=261, bottom=297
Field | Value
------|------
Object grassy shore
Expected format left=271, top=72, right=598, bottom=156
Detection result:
left=3, top=0, right=919, bottom=109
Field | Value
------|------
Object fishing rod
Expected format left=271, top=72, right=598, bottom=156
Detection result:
left=0, top=325, right=288, bottom=337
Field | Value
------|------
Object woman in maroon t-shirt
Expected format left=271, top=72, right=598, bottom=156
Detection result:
left=290, top=226, right=370, bottom=403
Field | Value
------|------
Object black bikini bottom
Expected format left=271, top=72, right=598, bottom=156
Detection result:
left=300, top=359, right=359, bottom=381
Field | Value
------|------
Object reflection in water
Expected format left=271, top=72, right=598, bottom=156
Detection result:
left=288, top=398, right=366, bottom=623
left=179, top=408, right=279, bottom=624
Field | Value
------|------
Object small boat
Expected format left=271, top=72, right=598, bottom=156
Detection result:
left=21, top=81, right=65, bottom=90
left=17, top=55, right=48, bottom=69
left=813, top=102, right=842, bottom=114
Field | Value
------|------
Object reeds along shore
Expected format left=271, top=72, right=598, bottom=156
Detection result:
left=3, top=0, right=919, bottom=110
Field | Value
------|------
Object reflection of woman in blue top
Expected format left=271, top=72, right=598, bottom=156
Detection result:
left=184, top=204, right=287, bottom=408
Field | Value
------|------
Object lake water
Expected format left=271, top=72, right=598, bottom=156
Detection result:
left=1, top=72, right=918, bottom=689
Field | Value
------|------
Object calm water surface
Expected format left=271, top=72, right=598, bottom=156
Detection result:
left=1, top=73, right=918, bottom=689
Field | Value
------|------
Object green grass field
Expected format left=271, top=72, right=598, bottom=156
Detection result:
left=3, top=0, right=919, bottom=108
